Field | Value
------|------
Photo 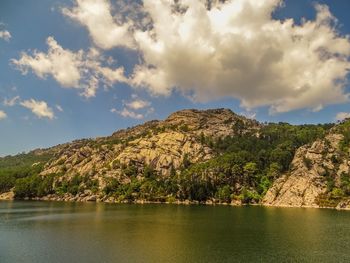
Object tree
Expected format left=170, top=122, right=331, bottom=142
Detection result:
left=243, top=162, right=258, bottom=185
left=216, top=185, right=231, bottom=203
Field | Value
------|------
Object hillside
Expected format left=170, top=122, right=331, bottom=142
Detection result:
left=263, top=122, right=350, bottom=209
left=1, top=108, right=349, bottom=209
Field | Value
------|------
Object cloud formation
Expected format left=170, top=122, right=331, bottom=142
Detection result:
left=11, top=37, right=127, bottom=98
left=111, top=107, right=144, bottom=119
left=20, top=99, right=55, bottom=119
left=12, top=0, right=350, bottom=114
left=124, top=95, right=151, bottom=110
left=0, top=30, right=11, bottom=41
left=12, top=37, right=81, bottom=88
left=63, top=0, right=350, bottom=113
left=0, top=110, right=7, bottom=120
left=111, top=94, right=153, bottom=119
left=62, top=0, right=135, bottom=49
left=335, top=112, right=350, bottom=122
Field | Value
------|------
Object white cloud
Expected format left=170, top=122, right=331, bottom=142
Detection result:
left=56, top=105, right=64, bottom=112
left=111, top=107, right=144, bottom=119
left=11, top=37, right=127, bottom=98
left=98, top=66, right=127, bottom=86
left=63, top=0, right=350, bottom=113
left=335, top=112, right=350, bottom=122
left=113, top=94, right=153, bottom=119
left=0, top=110, right=7, bottom=120
left=62, top=0, right=135, bottom=49
left=12, top=37, right=81, bottom=87
left=124, top=97, right=151, bottom=110
left=13, top=0, right=350, bottom=114
left=20, top=99, right=55, bottom=120
left=135, top=1, right=350, bottom=113
left=3, top=96, right=20, bottom=107
left=0, top=30, right=11, bottom=41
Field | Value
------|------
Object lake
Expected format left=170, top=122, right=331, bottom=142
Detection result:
left=1, top=201, right=350, bottom=262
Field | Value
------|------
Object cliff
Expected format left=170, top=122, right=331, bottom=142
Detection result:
left=263, top=127, right=350, bottom=209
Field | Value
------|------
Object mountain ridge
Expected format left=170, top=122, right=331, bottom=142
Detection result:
left=1, top=108, right=349, bottom=209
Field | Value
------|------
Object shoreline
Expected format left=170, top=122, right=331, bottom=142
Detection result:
left=1, top=193, right=350, bottom=211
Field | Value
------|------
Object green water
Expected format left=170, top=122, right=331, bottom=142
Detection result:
left=1, top=202, right=350, bottom=262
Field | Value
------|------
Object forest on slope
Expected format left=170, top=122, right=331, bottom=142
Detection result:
left=0, top=109, right=349, bottom=207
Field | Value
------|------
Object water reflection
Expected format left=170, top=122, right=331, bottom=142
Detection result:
left=1, top=201, right=350, bottom=263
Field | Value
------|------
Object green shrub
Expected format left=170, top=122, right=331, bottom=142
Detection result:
left=216, top=185, right=231, bottom=203
left=331, top=188, right=344, bottom=199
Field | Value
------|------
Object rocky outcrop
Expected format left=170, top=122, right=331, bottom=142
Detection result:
left=164, top=108, right=260, bottom=137
left=263, top=133, right=349, bottom=208
left=39, top=108, right=260, bottom=194
left=0, top=191, right=14, bottom=200
left=115, top=131, right=213, bottom=175
left=336, top=199, right=350, bottom=210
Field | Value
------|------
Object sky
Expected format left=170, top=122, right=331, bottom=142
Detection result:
left=0, top=0, right=350, bottom=156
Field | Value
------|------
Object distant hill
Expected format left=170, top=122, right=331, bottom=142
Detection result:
left=1, top=108, right=350, bottom=209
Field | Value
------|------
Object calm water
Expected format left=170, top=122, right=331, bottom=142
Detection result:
left=1, top=202, right=350, bottom=263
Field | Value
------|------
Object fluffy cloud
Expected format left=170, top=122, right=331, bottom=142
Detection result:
left=63, top=0, right=350, bottom=113
left=20, top=99, right=55, bottom=119
left=12, top=37, right=81, bottom=87
left=2, top=96, right=60, bottom=120
left=111, top=94, right=153, bottom=119
left=11, top=37, right=127, bottom=98
left=111, top=107, right=144, bottom=119
left=13, top=0, right=350, bottom=113
left=62, top=0, right=135, bottom=49
left=0, top=110, right=7, bottom=120
left=0, top=30, right=11, bottom=41
left=136, top=0, right=350, bottom=113
left=124, top=95, right=151, bottom=110
left=335, top=112, right=350, bottom=122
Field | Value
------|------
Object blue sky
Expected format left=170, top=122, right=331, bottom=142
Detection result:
left=0, top=0, right=350, bottom=156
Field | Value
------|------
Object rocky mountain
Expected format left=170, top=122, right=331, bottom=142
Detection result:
left=263, top=127, right=350, bottom=209
left=41, top=108, right=259, bottom=179
left=20, top=108, right=260, bottom=202
left=0, top=108, right=349, bottom=209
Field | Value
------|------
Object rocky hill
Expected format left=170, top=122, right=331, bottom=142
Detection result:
left=0, top=108, right=349, bottom=209
left=263, top=125, right=350, bottom=209
left=41, top=108, right=259, bottom=180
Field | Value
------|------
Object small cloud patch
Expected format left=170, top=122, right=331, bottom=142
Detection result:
left=0, top=110, right=7, bottom=120
left=20, top=99, right=55, bottom=120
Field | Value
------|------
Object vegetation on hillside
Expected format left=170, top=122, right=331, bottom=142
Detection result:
left=315, top=119, right=350, bottom=207
left=101, top=122, right=333, bottom=203
left=1, top=120, right=345, bottom=205
left=0, top=152, right=52, bottom=193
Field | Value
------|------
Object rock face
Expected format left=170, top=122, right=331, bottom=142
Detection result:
left=336, top=199, right=350, bottom=210
left=263, top=133, right=349, bottom=208
left=115, top=131, right=213, bottom=176
left=0, top=191, right=14, bottom=200
left=40, top=108, right=260, bottom=192
left=164, top=108, right=259, bottom=137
